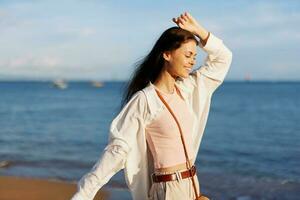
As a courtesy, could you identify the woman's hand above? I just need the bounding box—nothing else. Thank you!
[172,12,209,42]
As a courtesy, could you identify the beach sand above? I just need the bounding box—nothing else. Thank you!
[0,176,109,200]
[1,174,299,200]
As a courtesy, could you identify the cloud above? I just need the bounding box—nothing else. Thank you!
[0,0,299,80]
[201,1,300,49]
[1,54,62,71]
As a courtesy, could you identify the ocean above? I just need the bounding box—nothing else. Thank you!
[0,81,299,200]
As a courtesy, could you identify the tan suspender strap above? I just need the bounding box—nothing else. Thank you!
[154,85,202,199]
[155,86,192,169]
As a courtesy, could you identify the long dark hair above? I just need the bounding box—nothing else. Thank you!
[120,26,199,109]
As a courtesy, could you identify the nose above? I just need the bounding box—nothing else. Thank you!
[189,60,195,67]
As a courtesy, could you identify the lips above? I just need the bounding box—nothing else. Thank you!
[185,67,192,72]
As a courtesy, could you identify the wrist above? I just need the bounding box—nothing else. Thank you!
[194,26,209,41]
[200,32,210,47]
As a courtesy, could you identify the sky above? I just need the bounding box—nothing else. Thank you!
[0,0,299,81]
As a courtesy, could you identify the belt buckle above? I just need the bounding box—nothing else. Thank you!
[151,172,157,182]
[175,171,182,182]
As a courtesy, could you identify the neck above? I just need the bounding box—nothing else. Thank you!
[153,68,176,94]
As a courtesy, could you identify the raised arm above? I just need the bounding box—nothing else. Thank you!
[71,91,147,200]
[173,12,232,94]
[173,12,209,47]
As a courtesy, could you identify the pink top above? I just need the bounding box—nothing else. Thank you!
[145,85,195,169]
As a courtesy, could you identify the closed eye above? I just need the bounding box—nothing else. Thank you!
[186,55,196,60]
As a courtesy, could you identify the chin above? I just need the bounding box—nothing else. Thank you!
[181,73,190,78]
[176,72,190,79]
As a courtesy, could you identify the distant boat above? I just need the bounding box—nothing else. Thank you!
[0,160,10,168]
[91,81,104,88]
[244,73,252,82]
[52,79,68,89]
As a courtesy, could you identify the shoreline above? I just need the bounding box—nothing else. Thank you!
[1,172,300,200]
[0,175,111,200]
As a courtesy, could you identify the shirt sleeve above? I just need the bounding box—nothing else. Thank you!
[71,91,147,200]
[178,32,233,95]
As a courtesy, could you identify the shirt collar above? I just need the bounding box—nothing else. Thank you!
[142,80,191,116]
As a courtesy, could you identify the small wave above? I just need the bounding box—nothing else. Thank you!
[108,181,127,189]
[235,196,253,200]
[0,159,92,169]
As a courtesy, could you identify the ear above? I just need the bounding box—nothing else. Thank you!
[162,51,172,61]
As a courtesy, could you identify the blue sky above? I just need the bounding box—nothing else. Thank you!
[0,0,299,81]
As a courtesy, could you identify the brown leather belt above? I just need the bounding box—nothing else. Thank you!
[152,165,197,183]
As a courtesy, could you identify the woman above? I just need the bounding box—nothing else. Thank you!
[71,12,232,200]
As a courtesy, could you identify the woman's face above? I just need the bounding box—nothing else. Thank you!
[163,39,197,78]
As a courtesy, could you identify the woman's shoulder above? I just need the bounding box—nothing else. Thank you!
[129,90,147,104]
[122,90,149,119]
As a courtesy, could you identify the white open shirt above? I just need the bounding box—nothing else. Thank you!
[71,32,233,200]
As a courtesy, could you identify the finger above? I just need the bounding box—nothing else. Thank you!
[180,14,188,22]
[178,22,184,29]
[172,18,180,26]
[177,17,185,25]
[185,12,192,19]
[174,17,179,24]
[172,18,180,27]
